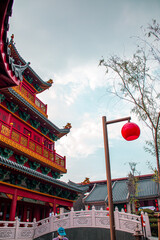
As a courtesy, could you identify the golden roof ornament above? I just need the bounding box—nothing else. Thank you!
[64,123,72,129]
[82,177,90,185]
[47,79,53,84]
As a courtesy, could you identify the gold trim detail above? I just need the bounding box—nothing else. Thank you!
[0,181,73,203]
[0,134,67,173]
[12,86,48,118]
[1,125,10,137]
[0,104,54,143]
[6,194,23,200]
[6,193,13,199]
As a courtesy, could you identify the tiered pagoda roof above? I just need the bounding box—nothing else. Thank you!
[8,35,53,93]
[0,0,82,209]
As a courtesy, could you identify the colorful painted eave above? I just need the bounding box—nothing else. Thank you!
[0,155,83,193]
[0,0,21,89]
[8,88,70,137]
[68,180,89,193]
[8,39,53,93]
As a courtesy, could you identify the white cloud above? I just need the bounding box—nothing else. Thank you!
[56,114,103,158]
[45,62,107,106]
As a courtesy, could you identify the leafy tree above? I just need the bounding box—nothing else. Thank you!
[99,20,160,177]
[127,162,140,213]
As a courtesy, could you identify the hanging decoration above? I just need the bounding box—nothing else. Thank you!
[121,122,140,141]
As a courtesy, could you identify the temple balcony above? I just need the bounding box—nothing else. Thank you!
[0,120,66,173]
[12,84,48,117]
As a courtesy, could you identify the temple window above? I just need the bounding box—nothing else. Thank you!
[0,110,8,123]
[23,128,31,137]
[34,134,40,143]
[44,140,54,151]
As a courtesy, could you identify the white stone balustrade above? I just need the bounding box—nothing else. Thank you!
[0,207,151,240]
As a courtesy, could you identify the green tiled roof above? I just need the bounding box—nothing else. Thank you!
[9,88,70,135]
[137,178,159,198]
[84,178,159,204]
[0,156,83,193]
[112,180,128,203]
[84,184,108,203]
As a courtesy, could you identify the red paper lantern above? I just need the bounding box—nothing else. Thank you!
[121,122,140,141]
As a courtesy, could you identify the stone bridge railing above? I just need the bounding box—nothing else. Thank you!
[0,207,151,240]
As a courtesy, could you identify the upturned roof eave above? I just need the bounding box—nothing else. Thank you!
[0,0,21,89]
[0,156,83,193]
[8,88,70,136]
[68,180,89,193]
[8,40,52,91]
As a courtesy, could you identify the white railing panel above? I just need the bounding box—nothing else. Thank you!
[95,216,110,228]
[17,228,34,240]
[0,208,151,239]
[0,228,15,239]
[34,217,50,239]
[73,216,92,227]
[53,218,70,230]
[119,219,141,233]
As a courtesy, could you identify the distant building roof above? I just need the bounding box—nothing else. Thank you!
[81,174,154,186]
[112,180,129,203]
[84,184,108,203]
[83,175,159,204]
[137,178,159,198]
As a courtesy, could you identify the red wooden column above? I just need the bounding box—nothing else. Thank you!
[53,199,56,215]
[45,206,50,218]
[9,189,17,221]
[3,203,7,220]
[7,113,12,124]
[34,205,40,221]
[29,206,33,222]
[22,205,27,222]
[64,156,66,169]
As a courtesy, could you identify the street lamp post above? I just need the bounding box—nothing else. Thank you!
[102,116,140,240]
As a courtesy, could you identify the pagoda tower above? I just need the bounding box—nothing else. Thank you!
[0,0,83,222]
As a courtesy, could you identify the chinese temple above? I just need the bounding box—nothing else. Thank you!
[0,0,84,222]
[82,174,159,213]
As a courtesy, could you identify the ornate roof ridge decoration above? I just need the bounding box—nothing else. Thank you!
[8,88,70,137]
[0,0,21,88]
[8,44,30,81]
[0,156,83,193]
[68,180,89,192]
[9,36,53,92]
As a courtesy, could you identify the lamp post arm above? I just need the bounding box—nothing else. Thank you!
[106,117,131,125]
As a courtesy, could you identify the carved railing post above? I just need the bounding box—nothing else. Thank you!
[91,206,96,227]
[144,212,151,238]
[70,207,74,228]
[9,122,13,139]
[49,212,54,233]
[85,205,88,211]
[33,218,37,239]
[15,216,19,240]
[114,207,120,231]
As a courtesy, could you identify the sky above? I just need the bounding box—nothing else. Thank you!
[8,0,160,183]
